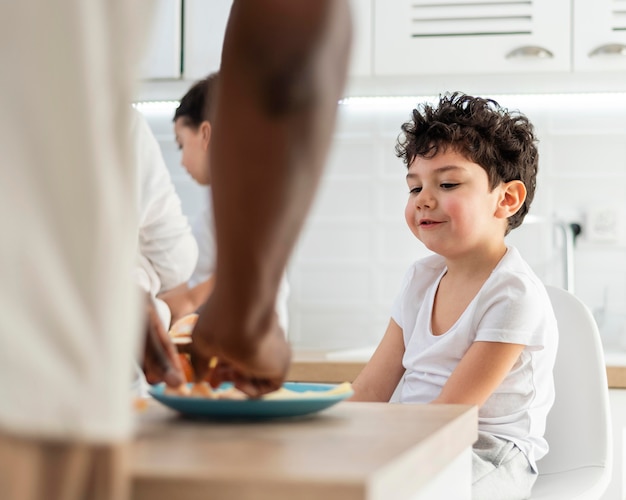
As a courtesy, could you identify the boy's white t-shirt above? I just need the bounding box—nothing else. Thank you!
[190,189,290,333]
[392,246,558,472]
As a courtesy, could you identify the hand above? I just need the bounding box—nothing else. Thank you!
[141,295,185,388]
[190,295,291,398]
[159,278,215,325]
[158,283,195,326]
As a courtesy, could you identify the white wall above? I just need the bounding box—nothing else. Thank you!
[139,92,626,352]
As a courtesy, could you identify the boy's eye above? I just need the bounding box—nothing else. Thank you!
[409,186,422,194]
[440,183,459,189]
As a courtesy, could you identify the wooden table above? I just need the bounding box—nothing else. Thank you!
[287,350,368,383]
[604,352,626,388]
[131,401,477,500]
[290,349,626,390]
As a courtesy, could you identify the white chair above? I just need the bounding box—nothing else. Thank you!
[530,285,612,499]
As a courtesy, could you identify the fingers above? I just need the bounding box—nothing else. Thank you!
[188,300,291,396]
[189,346,211,383]
[233,375,282,399]
[190,353,230,387]
[189,351,281,398]
[144,300,185,387]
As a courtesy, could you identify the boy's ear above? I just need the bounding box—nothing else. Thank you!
[200,120,212,151]
[495,180,526,219]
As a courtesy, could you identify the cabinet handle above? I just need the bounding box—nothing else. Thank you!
[589,43,626,58]
[505,46,554,60]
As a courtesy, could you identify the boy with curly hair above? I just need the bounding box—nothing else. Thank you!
[350,93,558,499]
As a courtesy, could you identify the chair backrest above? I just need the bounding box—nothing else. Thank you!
[538,285,612,474]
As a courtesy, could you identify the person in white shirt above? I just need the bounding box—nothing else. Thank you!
[349,93,558,500]
[0,1,154,498]
[0,0,351,498]
[131,108,198,330]
[129,107,197,396]
[161,74,289,333]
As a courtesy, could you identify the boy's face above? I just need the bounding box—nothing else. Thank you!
[404,149,508,259]
[174,118,211,186]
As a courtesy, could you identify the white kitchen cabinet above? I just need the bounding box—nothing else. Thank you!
[347,0,373,76]
[574,0,626,72]
[182,0,372,80]
[138,0,182,80]
[373,0,571,75]
[182,0,231,80]
[135,0,626,99]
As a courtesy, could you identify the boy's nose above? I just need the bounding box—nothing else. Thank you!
[414,189,434,209]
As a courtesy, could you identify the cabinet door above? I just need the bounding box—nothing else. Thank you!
[349,0,373,76]
[574,0,626,72]
[138,0,182,80]
[373,0,571,75]
[183,0,232,80]
[183,0,371,80]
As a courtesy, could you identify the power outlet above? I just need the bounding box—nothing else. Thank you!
[586,206,620,243]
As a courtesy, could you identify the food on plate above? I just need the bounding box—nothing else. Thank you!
[164,383,191,396]
[162,381,353,401]
[262,382,353,400]
[190,381,214,398]
[177,352,195,382]
[168,313,198,344]
[164,382,247,400]
[165,314,353,401]
[168,314,216,382]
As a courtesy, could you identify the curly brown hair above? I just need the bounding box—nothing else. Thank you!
[395,92,538,234]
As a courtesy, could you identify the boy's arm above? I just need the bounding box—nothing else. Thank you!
[349,319,406,402]
[432,341,525,406]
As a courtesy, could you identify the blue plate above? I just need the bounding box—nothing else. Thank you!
[148,382,353,420]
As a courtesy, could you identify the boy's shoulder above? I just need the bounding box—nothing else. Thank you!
[497,246,541,282]
[489,245,551,303]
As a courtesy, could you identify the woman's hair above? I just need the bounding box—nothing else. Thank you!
[395,92,538,233]
[173,72,219,128]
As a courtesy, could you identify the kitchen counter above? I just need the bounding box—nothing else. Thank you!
[287,350,368,384]
[604,351,626,388]
[131,400,477,500]
[291,348,626,389]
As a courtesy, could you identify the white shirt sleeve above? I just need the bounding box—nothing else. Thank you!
[132,109,198,297]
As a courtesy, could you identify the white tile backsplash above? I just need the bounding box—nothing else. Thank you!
[296,265,373,304]
[140,93,626,351]
[294,222,373,263]
[549,135,626,175]
[325,137,381,177]
[308,179,375,219]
